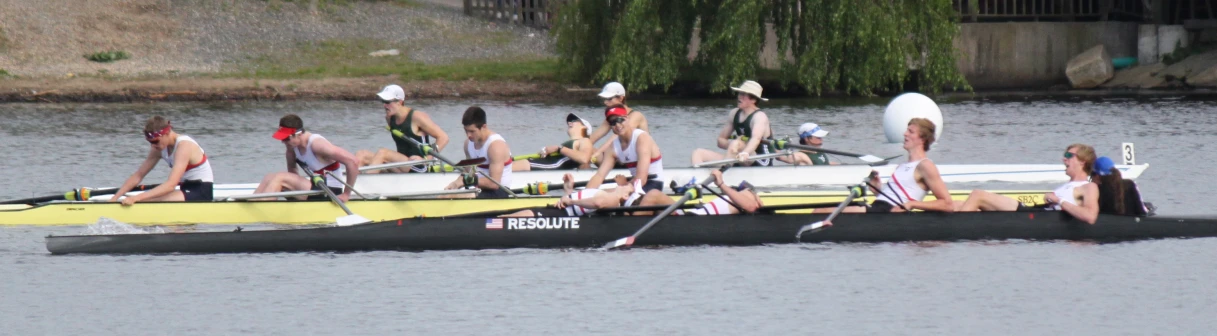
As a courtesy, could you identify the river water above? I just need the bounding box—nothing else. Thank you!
[2,97,1215,334]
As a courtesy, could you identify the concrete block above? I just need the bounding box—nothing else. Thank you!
[1065,45,1114,89]
[1138,25,1159,65]
[1102,63,1166,88]
[1158,25,1190,60]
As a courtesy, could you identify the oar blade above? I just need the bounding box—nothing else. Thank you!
[857,155,886,163]
[602,236,636,250]
[795,221,830,238]
[336,214,372,227]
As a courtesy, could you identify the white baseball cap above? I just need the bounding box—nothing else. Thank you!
[376,84,405,101]
[798,123,829,138]
[566,113,592,130]
[597,82,626,99]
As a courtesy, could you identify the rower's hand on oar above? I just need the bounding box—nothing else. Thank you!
[1043,192,1060,205]
[337,193,350,202]
[120,196,138,206]
[556,195,573,208]
[562,173,576,191]
[736,152,750,162]
[710,169,726,187]
[613,174,629,187]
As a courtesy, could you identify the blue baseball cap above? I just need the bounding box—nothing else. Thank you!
[1093,156,1115,176]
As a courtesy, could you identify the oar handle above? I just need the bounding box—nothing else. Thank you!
[1,184,161,205]
[392,129,516,197]
[511,174,658,195]
[296,160,356,216]
[765,139,877,160]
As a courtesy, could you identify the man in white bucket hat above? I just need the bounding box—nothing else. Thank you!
[776,122,837,166]
[690,80,775,167]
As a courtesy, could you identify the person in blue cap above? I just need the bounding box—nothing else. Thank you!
[1092,156,1149,216]
[957,144,1101,224]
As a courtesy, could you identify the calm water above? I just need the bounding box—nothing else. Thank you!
[2,97,1216,334]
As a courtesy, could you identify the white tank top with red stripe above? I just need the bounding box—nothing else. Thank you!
[878,159,927,205]
[685,196,736,215]
[466,133,513,188]
[160,135,214,183]
[294,134,345,189]
[563,188,602,216]
[612,129,664,180]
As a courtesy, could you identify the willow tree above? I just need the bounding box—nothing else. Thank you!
[551,0,970,95]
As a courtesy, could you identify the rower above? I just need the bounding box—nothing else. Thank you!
[820,118,954,224]
[444,106,513,198]
[253,114,361,201]
[775,122,837,166]
[514,113,595,171]
[588,82,649,166]
[690,80,775,166]
[355,84,449,174]
[109,116,215,205]
[588,106,665,201]
[503,174,635,217]
[956,144,1101,224]
[640,169,762,215]
[1093,156,1149,216]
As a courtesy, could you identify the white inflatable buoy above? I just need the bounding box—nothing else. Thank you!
[883,92,943,144]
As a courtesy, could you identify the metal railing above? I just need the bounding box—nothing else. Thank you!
[464,0,555,28]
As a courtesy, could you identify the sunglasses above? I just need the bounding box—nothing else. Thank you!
[381,99,397,104]
[146,137,159,145]
[608,116,627,126]
[1063,151,1076,159]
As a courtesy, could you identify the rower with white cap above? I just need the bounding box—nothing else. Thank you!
[690,80,776,167]
[588,82,650,166]
[514,113,595,171]
[355,84,449,174]
[775,122,838,166]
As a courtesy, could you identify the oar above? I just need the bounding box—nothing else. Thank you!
[765,139,887,164]
[512,152,560,161]
[511,174,657,195]
[1,184,161,204]
[602,166,727,250]
[358,158,439,173]
[224,189,324,201]
[325,171,373,200]
[693,150,795,168]
[296,161,371,226]
[391,129,516,197]
[795,184,864,239]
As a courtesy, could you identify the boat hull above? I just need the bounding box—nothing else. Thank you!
[4,190,1049,226]
[46,212,1217,255]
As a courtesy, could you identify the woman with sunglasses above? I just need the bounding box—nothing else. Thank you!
[514,113,595,171]
[109,116,214,205]
[775,122,838,166]
[356,84,450,174]
[586,105,666,206]
[955,144,1102,224]
[587,82,649,166]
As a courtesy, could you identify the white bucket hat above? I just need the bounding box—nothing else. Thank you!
[376,84,405,101]
[597,82,627,99]
[730,80,768,101]
[798,123,829,138]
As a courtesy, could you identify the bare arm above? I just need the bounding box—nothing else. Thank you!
[585,152,617,189]
[1060,183,1101,224]
[740,112,769,155]
[907,160,955,212]
[413,112,449,153]
[588,121,612,144]
[631,133,655,187]
[775,151,813,166]
[479,140,510,190]
[718,185,760,214]
[557,139,594,165]
[110,149,162,202]
[130,142,202,202]
[715,111,735,150]
[312,138,361,198]
[284,145,299,174]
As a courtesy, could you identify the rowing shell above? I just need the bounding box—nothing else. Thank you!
[143,163,1149,200]
[45,211,1216,254]
[3,190,1050,226]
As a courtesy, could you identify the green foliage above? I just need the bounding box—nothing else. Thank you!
[0,27,11,53]
[0,69,12,78]
[553,0,970,95]
[85,50,131,63]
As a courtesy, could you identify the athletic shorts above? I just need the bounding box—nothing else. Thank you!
[180,180,214,202]
[740,143,775,167]
[477,188,511,199]
[1016,204,1049,212]
[309,183,344,201]
[526,206,569,217]
[867,199,895,213]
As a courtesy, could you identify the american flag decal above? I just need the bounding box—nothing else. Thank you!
[485,218,503,230]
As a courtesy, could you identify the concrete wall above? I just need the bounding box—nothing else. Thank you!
[955,22,1138,89]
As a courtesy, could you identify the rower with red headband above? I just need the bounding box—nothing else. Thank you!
[253,114,361,201]
[585,105,666,206]
[110,115,215,205]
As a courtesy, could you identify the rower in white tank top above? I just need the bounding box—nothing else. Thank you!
[564,188,601,216]
[876,159,928,205]
[466,133,513,188]
[681,196,736,215]
[1047,181,1090,210]
[612,128,664,180]
[160,135,214,183]
[294,134,346,189]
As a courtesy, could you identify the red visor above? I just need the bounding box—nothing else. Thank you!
[272,126,300,140]
[145,124,171,140]
[605,106,628,120]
